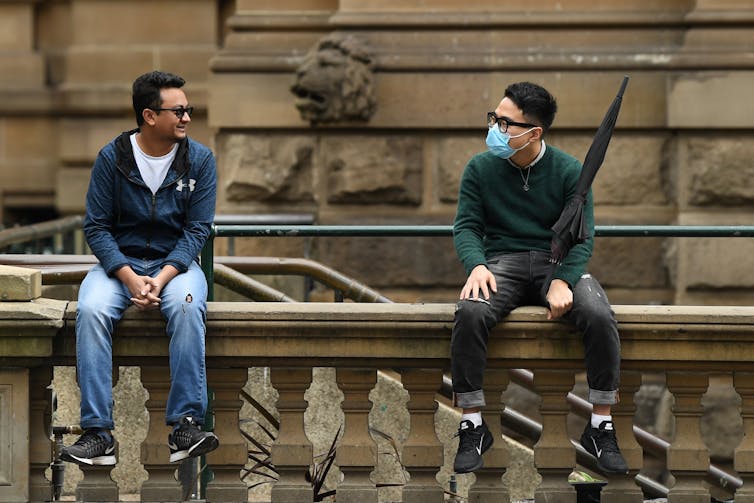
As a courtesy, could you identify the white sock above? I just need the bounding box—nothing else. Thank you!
[591,413,612,429]
[461,412,483,427]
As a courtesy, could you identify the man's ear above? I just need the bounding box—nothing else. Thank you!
[142,108,157,127]
[530,126,544,141]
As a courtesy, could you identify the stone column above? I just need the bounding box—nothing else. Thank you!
[335,368,378,503]
[76,370,119,502]
[28,365,53,503]
[400,368,444,502]
[734,372,754,503]
[140,365,182,502]
[270,368,314,502]
[468,369,510,503]
[205,367,249,502]
[533,369,577,503]
[599,370,643,502]
[666,372,710,503]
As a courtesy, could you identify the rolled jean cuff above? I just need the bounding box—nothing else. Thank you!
[589,388,618,405]
[454,389,486,409]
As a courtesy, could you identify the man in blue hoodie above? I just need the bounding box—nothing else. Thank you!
[61,71,218,466]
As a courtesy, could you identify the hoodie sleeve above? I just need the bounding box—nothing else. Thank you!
[162,145,217,273]
[83,146,131,275]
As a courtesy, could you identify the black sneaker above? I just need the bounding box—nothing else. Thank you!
[60,429,116,466]
[453,419,494,473]
[168,416,219,463]
[580,420,629,475]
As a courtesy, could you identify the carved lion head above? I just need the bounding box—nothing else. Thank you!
[290,34,377,124]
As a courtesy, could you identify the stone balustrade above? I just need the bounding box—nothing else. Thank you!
[3,265,754,502]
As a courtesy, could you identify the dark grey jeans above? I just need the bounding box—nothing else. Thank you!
[451,251,621,409]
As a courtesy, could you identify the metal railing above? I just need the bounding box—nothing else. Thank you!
[200,223,754,299]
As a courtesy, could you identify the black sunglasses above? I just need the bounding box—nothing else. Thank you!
[487,112,536,133]
[152,106,194,120]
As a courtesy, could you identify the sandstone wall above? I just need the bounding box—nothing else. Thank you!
[2,0,754,305]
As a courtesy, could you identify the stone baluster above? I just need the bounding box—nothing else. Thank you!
[400,368,444,502]
[270,367,314,502]
[734,372,754,503]
[335,368,378,503]
[205,367,249,502]
[140,365,182,502]
[468,368,510,502]
[533,369,577,503]
[77,368,119,502]
[28,365,53,502]
[600,370,643,502]
[666,371,710,502]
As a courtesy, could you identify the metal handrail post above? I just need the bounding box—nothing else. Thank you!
[200,227,216,301]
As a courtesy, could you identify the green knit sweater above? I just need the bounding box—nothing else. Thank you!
[453,143,593,287]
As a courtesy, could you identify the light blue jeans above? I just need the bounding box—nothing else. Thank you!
[76,259,208,430]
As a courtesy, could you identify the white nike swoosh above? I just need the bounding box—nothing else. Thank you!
[105,445,115,455]
[476,434,485,455]
[591,438,602,457]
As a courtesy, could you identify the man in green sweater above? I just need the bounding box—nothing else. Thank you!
[451,82,628,475]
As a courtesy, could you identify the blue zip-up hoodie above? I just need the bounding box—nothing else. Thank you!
[83,129,217,276]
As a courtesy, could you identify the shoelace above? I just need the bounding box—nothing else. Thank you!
[74,431,106,452]
[454,425,481,451]
[594,429,620,453]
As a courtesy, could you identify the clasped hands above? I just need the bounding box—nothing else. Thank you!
[129,276,163,311]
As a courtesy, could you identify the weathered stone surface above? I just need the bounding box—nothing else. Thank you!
[550,133,672,206]
[220,134,315,204]
[0,368,28,502]
[316,215,462,288]
[0,264,41,301]
[437,136,485,203]
[669,72,754,129]
[323,136,423,205]
[590,236,670,289]
[684,136,754,206]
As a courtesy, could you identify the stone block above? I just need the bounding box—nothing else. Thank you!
[0,4,33,50]
[669,72,754,128]
[4,118,57,160]
[158,47,216,84]
[0,53,44,88]
[63,49,155,84]
[437,136,485,203]
[55,168,91,214]
[322,135,423,205]
[0,265,42,301]
[59,119,134,164]
[0,368,29,502]
[218,133,315,204]
[548,133,671,206]
[316,217,463,288]
[676,213,754,291]
[0,161,57,194]
[70,0,216,45]
[590,236,670,289]
[681,135,754,206]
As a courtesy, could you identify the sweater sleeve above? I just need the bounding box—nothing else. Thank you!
[453,160,488,275]
[552,187,594,287]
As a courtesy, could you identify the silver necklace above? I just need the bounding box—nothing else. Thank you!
[519,167,531,191]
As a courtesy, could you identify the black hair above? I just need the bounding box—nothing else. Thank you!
[132,71,186,126]
[504,82,558,132]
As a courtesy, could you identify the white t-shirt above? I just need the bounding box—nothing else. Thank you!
[130,133,178,195]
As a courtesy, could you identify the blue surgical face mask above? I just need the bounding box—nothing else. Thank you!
[486,126,535,159]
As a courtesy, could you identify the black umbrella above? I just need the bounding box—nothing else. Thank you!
[549,75,629,265]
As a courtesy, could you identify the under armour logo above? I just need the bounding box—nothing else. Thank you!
[176,179,196,192]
